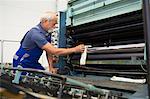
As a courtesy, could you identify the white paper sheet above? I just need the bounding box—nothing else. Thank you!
[80,46,87,65]
[110,76,146,84]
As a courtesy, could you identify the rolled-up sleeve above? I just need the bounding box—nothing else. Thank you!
[31,32,48,48]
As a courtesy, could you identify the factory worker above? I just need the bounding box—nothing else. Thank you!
[13,12,85,74]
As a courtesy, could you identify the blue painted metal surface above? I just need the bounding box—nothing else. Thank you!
[57,12,67,69]
[66,0,142,26]
[129,85,149,99]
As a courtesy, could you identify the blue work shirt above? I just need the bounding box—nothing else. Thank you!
[13,23,51,70]
[21,23,51,49]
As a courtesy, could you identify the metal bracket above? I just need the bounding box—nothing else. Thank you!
[12,65,22,84]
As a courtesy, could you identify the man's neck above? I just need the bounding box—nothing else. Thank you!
[40,23,48,32]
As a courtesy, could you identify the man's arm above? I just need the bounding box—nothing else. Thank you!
[42,42,85,56]
[46,53,57,73]
[31,30,84,55]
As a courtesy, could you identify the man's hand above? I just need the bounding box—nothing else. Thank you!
[49,67,58,74]
[74,44,85,53]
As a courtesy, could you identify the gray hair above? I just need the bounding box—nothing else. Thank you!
[40,11,57,23]
[40,12,52,22]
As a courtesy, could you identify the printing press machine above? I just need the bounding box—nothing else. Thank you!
[65,0,150,98]
[0,0,150,99]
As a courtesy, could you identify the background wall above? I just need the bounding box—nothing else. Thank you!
[0,0,57,69]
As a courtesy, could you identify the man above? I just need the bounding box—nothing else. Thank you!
[13,12,85,74]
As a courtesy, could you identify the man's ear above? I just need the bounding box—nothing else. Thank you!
[44,19,48,23]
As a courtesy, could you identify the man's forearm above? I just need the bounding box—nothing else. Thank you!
[53,47,76,56]
[46,54,54,69]
[42,43,84,56]
[46,54,58,74]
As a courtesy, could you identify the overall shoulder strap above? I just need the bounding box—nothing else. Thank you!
[20,31,29,45]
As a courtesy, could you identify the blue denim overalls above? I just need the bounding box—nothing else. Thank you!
[13,26,51,70]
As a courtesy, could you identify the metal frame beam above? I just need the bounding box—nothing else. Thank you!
[57,12,67,69]
[142,0,150,97]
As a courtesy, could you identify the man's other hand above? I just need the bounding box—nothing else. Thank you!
[49,67,58,74]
